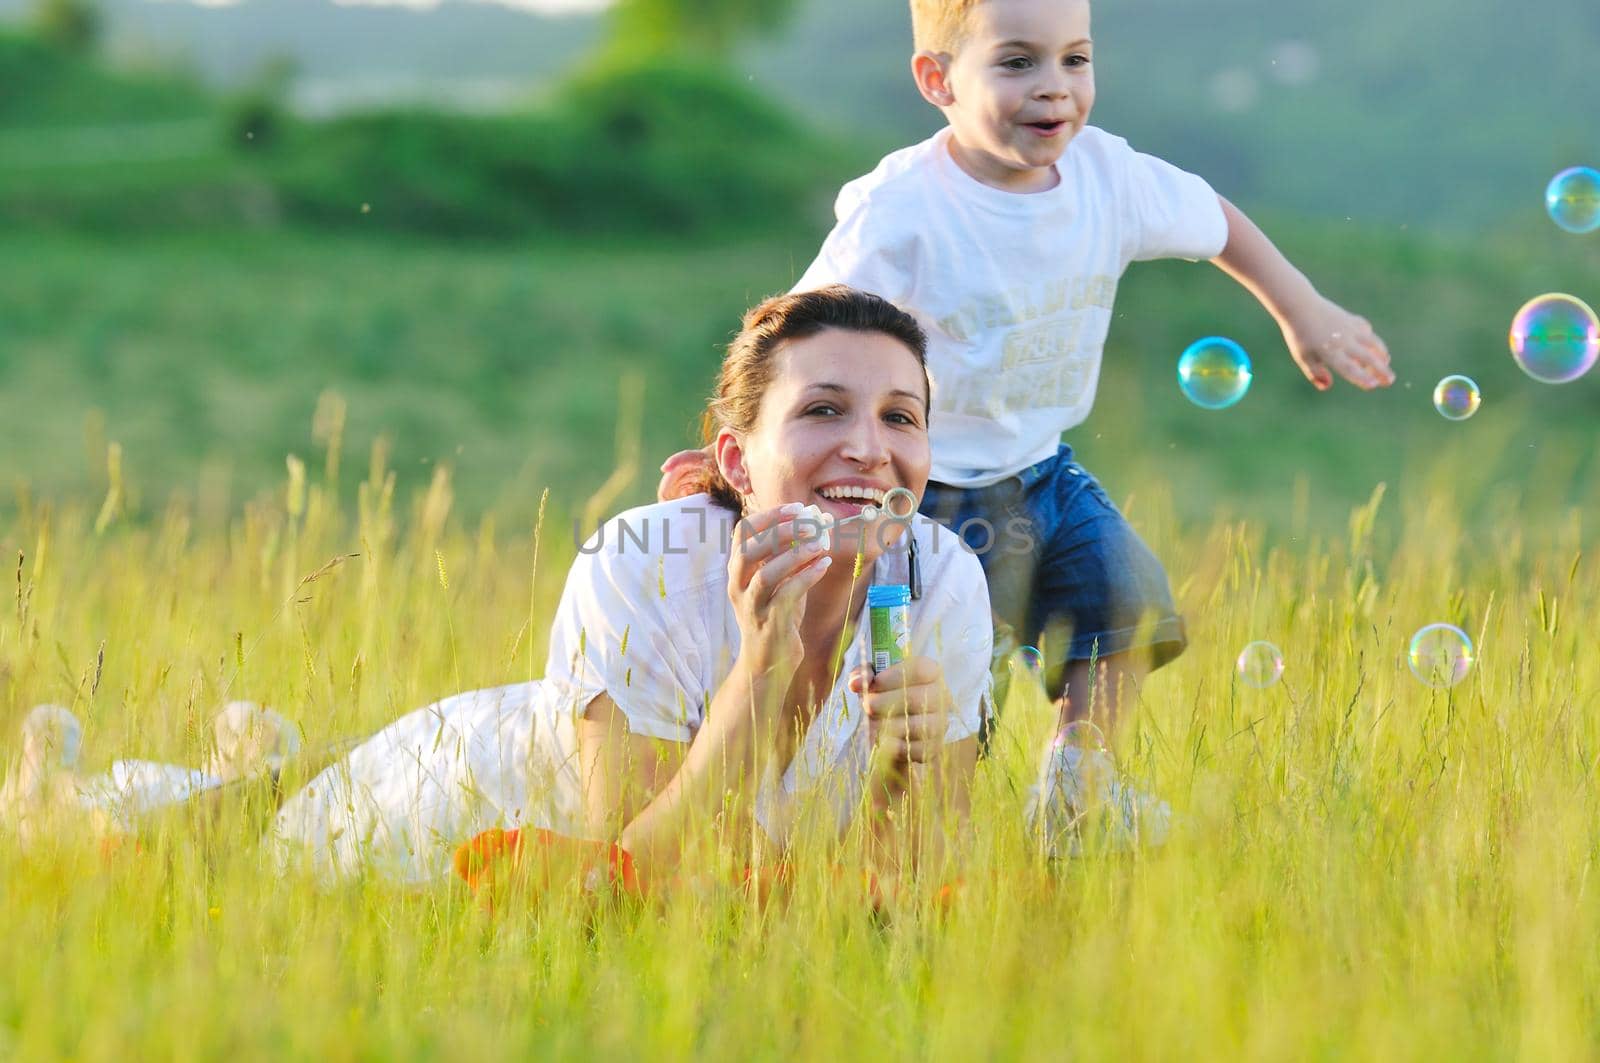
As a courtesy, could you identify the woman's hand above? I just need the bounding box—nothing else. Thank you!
[849,657,953,771]
[728,503,833,677]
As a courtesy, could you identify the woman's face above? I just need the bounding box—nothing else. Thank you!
[718,327,932,566]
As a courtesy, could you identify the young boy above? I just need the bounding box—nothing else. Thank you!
[662,0,1393,854]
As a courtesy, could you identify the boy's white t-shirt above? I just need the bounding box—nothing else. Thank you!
[795,126,1229,488]
[534,495,994,843]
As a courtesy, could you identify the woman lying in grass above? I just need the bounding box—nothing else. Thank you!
[271,286,994,893]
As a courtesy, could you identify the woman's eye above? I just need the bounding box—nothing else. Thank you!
[886,411,919,427]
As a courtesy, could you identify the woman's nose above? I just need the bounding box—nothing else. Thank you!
[839,417,890,466]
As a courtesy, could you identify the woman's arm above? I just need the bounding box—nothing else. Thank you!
[577,655,791,888]
[570,502,833,887]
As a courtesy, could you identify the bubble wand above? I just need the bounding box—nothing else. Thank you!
[795,487,921,600]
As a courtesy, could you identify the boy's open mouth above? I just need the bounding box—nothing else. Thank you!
[1025,120,1068,135]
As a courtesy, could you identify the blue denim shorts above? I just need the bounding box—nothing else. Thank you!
[919,444,1186,697]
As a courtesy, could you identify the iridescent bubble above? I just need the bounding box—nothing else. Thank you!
[1055,719,1108,752]
[1509,294,1600,384]
[1432,375,1481,421]
[1546,166,1600,234]
[1235,640,1284,688]
[1177,337,1253,410]
[1015,645,1044,673]
[1407,623,1474,688]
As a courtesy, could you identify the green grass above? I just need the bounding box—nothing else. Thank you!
[2,444,1597,1057]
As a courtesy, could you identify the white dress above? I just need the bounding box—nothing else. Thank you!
[84,761,224,824]
[271,496,995,885]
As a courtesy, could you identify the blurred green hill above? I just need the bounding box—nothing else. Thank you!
[2,0,1595,232]
[0,30,209,124]
[0,0,600,112]
[0,30,854,236]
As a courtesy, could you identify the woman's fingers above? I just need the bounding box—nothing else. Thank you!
[735,504,806,548]
[730,505,810,590]
[746,540,831,612]
[748,547,832,614]
[858,658,934,690]
[852,658,942,704]
[869,715,946,762]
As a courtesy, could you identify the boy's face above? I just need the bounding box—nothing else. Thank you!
[922,0,1095,193]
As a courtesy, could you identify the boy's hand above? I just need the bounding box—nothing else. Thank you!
[657,446,714,502]
[1280,294,1394,392]
[1211,198,1395,393]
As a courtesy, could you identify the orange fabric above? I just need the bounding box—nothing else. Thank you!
[97,834,143,861]
[452,827,641,900]
[452,829,953,916]
[738,861,794,906]
[451,826,524,891]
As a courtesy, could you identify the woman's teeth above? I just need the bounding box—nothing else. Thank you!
[818,487,886,505]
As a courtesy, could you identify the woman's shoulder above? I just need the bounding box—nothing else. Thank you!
[573,494,737,601]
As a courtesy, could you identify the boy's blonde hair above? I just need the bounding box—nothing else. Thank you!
[909,0,986,54]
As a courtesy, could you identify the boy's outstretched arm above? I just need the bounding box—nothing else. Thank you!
[1210,197,1395,392]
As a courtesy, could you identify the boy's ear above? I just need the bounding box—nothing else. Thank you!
[911,51,956,107]
[714,429,753,498]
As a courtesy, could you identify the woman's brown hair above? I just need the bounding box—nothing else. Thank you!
[683,285,930,513]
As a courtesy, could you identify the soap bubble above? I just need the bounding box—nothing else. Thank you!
[1015,645,1044,673]
[1432,375,1481,420]
[1054,719,1108,752]
[1178,337,1253,410]
[1509,294,1600,383]
[1407,624,1474,688]
[1546,166,1600,234]
[1235,641,1284,688]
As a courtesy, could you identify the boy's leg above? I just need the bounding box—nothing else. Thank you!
[1027,451,1185,740]
[1022,448,1183,853]
[1059,653,1148,742]
[919,451,1183,743]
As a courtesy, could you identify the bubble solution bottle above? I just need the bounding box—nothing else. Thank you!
[867,584,912,675]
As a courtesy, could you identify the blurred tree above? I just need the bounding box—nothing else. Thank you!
[225,56,298,150]
[607,0,797,58]
[29,0,100,53]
